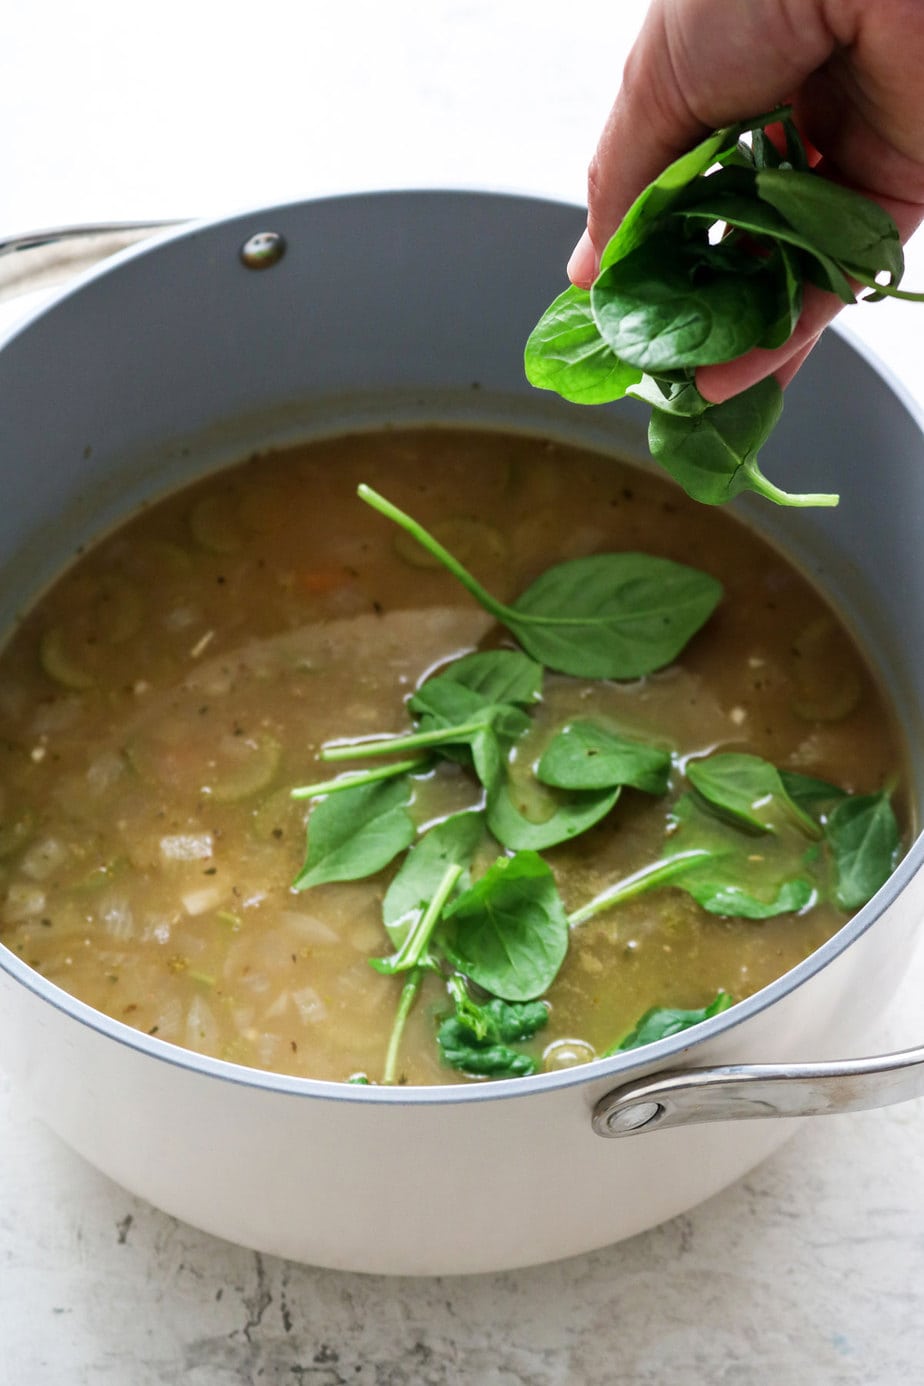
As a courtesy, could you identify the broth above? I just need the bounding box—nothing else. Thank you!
[0,428,907,1083]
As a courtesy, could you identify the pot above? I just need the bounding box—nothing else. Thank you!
[1,191,923,1276]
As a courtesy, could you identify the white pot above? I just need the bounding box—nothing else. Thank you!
[1,191,923,1275]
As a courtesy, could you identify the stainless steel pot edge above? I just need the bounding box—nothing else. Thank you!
[2,195,924,1133]
[0,221,185,304]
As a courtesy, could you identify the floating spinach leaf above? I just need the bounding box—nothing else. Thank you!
[440,850,570,1002]
[486,776,621,852]
[779,771,848,819]
[293,777,415,890]
[684,875,814,919]
[825,791,901,909]
[434,649,544,708]
[536,719,671,795]
[371,860,465,975]
[603,991,733,1056]
[381,811,485,951]
[686,752,820,836]
[359,484,723,679]
[522,285,642,404]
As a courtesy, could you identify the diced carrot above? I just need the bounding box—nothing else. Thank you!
[297,568,352,595]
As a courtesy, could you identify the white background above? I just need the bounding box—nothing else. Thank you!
[3,3,924,1382]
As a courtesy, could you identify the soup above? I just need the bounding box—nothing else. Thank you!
[0,428,907,1084]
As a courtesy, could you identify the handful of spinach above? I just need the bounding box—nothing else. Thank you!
[525,108,923,508]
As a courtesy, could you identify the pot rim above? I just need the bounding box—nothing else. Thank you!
[2,187,922,1108]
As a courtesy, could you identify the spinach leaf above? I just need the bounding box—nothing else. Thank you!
[524,105,922,508]
[779,770,848,819]
[627,373,709,417]
[523,285,642,404]
[756,169,904,283]
[677,191,856,305]
[434,649,543,708]
[686,752,820,836]
[436,1017,539,1077]
[536,719,671,795]
[486,776,621,851]
[648,376,838,508]
[603,991,733,1055]
[598,114,770,267]
[440,850,570,1001]
[591,233,780,371]
[436,982,549,1078]
[684,875,814,919]
[293,777,415,890]
[825,791,901,909]
[371,861,465,974]
[381,810,485,950]
[359,484,723,679]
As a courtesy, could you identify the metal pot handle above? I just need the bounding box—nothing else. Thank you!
[592,1043,924,1137]
[0,221,183,304]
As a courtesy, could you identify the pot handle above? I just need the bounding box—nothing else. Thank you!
[592,1043,924,1137]
[0,221,183,303]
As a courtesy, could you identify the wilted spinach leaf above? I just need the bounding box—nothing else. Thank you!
[603,991,733,1055]
[436,987,549,1078]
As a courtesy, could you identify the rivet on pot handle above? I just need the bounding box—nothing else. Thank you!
[592,1044,924,1137]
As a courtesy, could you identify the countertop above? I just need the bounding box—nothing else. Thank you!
[3,3,924,1381]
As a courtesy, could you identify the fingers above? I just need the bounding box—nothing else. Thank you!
[568,0,837,284]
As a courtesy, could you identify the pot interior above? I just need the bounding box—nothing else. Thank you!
[1,190,924,1087]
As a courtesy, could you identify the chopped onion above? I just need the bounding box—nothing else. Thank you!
[160,833,214,863]
[181,884,224,917]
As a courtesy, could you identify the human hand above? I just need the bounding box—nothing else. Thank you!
[568,0,924,402]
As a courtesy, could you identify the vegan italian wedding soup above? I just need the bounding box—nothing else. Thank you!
[0,428,908,1085]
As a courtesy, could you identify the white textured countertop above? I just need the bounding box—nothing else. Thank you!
[3,3,924,1381]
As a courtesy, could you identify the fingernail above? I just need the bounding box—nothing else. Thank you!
[567,227,597,286]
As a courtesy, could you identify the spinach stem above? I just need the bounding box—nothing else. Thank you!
[290,756,428,798]
[357,484,510,621]
[567,849,716,926]
[380,861,466,1084]
[742,463,839,509]
[382,969,423,1085]
[322,720,490,762]
[392,861,464,970]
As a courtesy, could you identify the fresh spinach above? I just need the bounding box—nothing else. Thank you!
[525,106,924,507]
[603,991,733,1055]
[358,483,722,679]
[292,777,415,890]
[648,377,836,508]
[440,850,570,1001]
